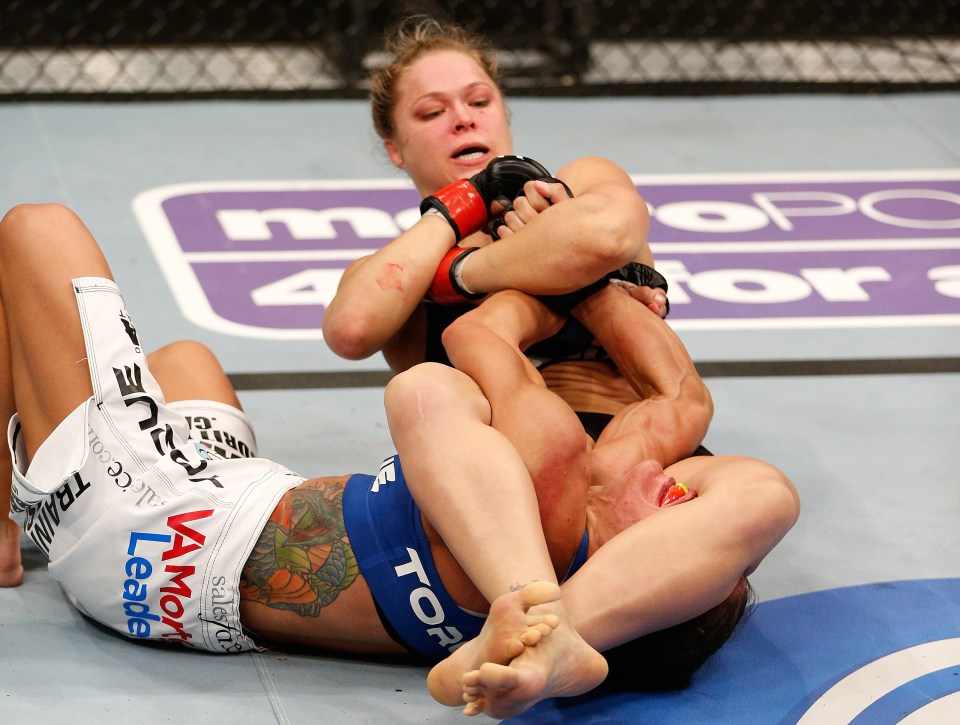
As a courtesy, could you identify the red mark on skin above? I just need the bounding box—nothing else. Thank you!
[376,263,406,292]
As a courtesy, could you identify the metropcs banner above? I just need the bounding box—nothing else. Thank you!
[133,170,960,340]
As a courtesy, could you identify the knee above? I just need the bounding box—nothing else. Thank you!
[384,363,450,413]
[385,363,489,432]
[0,203,78,240]
[0,203,83,263]
[148,339,223,378]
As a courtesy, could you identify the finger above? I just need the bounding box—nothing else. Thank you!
[626,285,656,306]
[521,179,552,211]
[509,195,538,223]
[489,196,513,217]
[626,285,669,318]
[533,178,573,204]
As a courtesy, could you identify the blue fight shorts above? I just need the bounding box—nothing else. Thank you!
[342,455,589,661]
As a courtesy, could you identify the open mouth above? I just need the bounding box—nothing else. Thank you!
[453,146,488,161]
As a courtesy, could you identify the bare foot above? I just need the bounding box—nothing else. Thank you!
[0,518,24,587]
[427,581,562,707]
[459,583,608,719]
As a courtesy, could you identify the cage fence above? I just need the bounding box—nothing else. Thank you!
[1,0,958,99]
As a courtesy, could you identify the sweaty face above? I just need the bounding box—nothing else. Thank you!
[385,49,513,197]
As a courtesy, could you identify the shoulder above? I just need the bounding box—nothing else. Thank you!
[555,156,635,194]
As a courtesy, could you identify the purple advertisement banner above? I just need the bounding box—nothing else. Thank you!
[132,172,960,339]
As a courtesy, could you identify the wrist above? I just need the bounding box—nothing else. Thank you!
[420,179,489,241]
[428,247,485,304]
[419,210,459,249]
[452,246,479,296]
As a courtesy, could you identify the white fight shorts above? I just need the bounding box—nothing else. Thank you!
[7,277,304,653]
[169,399,258,461]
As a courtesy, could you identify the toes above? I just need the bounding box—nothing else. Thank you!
[478,661,521,689]
[518,627,544,647]
[463,700,484,716]
[519,580,561,609]
[504,636,525,658]
[461,669,482,689]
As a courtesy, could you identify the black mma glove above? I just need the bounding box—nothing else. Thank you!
[420,155,566,242]
[487,157,574,240]
[537,263,670,316]
[614,262,669,295]
[485,155,567,204]
[613,262,670,316]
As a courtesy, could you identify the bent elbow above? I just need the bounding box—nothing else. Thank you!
[744,466,802,543]
[322,313,377,360]
[582,192,650,269]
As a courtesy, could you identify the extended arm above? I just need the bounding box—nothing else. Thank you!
[572,282,714,469]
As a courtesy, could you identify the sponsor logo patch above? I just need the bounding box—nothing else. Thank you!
[133,171,960,338]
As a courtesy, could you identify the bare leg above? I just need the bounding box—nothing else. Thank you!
[148,339,243,407]
[439,292,592,574]
[395,294,606,712]
[386,364,606,708]
[0,204,114,586]
[385,363,561,605]
[0,300,19,586]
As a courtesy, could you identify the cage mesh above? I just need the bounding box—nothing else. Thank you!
[1,0,957,99]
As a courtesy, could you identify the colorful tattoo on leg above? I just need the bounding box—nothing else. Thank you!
[240,482,359,617]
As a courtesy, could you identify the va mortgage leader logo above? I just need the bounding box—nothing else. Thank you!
[132,171,960,340]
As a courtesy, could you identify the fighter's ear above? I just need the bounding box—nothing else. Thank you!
[384,139,404,169]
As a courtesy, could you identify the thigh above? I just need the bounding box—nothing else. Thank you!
[0,204,113,456]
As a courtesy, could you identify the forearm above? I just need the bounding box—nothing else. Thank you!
[571,284,712,464]
[460,165,651,296]
[322,215,456,359]
[442,292,557,393]
[578,284,711,412]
